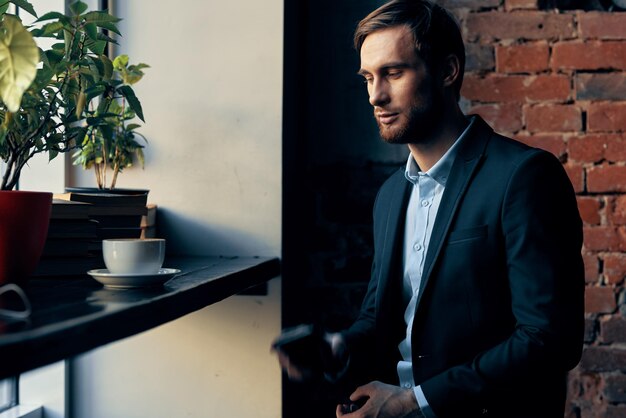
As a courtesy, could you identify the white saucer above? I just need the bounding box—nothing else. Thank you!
[87,268,181,289]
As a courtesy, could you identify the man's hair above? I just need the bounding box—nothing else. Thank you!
[354,0,465,100]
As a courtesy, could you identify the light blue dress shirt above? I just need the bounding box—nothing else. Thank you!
[398,118,474,418]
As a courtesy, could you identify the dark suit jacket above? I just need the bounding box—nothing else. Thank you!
[342,116,584,418]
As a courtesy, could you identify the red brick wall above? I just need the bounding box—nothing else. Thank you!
[444,0,626,416]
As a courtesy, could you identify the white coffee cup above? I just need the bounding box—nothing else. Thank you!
[102,238,166,275]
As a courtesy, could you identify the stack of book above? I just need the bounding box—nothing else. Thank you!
[33,199,103,277]
[141,203,158,238]
[56,191,149,239]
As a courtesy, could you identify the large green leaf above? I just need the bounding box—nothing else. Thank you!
[9,0,37,18]
[0,3,9,15]
[35,11,66,23]
[0,15,39,112]
[118,85,144,122]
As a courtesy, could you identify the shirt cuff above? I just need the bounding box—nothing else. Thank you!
[414,385,437,418]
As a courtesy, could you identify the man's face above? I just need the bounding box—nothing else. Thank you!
[358,25,442,144]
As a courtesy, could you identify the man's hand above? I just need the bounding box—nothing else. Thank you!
[336,381,422,418]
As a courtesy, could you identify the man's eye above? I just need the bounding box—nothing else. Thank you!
[362,77,373,84]
[387,71,402,78]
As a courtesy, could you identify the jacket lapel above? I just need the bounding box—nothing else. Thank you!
[376,169,411,313]
[416,116,492,304]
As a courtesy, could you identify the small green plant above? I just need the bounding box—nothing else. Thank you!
[72,54,149,190]
[0,0,145,191]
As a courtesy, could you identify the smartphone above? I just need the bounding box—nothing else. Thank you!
[272,323,331,370]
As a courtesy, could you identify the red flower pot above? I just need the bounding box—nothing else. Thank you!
[0,191,52,284]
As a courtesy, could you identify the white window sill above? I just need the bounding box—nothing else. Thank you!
[0,405,42,418]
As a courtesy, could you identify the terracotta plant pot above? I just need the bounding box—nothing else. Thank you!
[0,191,53,284]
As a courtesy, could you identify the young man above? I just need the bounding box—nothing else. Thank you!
[275,1,584,417]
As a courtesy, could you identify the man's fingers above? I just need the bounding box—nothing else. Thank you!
[350,381,375,401]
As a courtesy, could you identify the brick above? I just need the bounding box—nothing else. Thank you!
[601,316,626,344]
[605,373,626,402]
[587,164,626,193]
[568,369,603,401]
[583,253,599,284]
[496,42,549,73]
[564,163,584,193]
[465,11,575,41]
[579,346,626,372]
[576,73,626,101]
[610,196,626,226]
[583,226,620,252]
[552,41,626,71]
[585,286,617,313]
[620,227,626,252]
[606,135,626,162]
[579,11,626,40]
[604,252,626,284]
[524,104,582,133]
[439,0,501,10]
[515,134,566,158]
[588,102,626,132]
[465,43,495,72]
[470,103,522,132]
[462,74,570,103]
[505,0,538,10]
[568,134,619,163]
[577,197,601,226]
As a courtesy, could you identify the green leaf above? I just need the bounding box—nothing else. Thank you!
[84,22,97,41]
[96,32,117,44]
[75,91,86,118]
[100,54,113,80]
[44,48,63,67]
[48,149,58,161]
[83,11,121,35]
[94,20,120,36]
[35,11,67,23]
[0,3,9,15]
[118,85,144,121]
[85,38,106,55]
[31,21,64,37]
[10,0,37,18]
[84,84,105,102]
[69,0,87,16]
[126,123,141,131]
[0,15,39,112]
[83,11,120,24]
[113,54,128,70]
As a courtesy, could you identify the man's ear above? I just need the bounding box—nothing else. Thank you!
[441,54,461,88]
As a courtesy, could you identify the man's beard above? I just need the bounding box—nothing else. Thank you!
[376,95,443,145]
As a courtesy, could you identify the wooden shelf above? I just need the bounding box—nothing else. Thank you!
[0,256,280,379]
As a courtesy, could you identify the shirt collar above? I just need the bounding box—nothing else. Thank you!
[404,116,475,186]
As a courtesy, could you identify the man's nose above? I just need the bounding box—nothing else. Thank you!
[369,79,390,107]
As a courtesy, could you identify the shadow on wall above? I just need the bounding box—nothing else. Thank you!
[156,208,271,257]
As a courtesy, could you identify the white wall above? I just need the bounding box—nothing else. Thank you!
[69,0,283,417]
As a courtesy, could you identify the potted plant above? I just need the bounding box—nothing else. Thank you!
[72,54,149,191]
[0,0,129,282]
